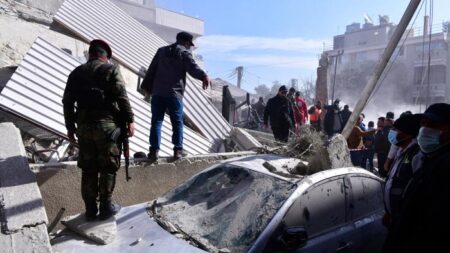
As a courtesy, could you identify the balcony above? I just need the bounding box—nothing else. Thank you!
[410,83,447,98]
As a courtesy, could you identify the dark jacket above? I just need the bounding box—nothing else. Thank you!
[323,104,343,136]
[63,60,134,131]
[382,144,450,253]
[341,108,352,126]
[140,44,207,97]
[374,126,392,154]
[383,143,420,221]
[263,95,294,128]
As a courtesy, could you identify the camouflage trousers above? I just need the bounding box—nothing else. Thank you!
[77,122,121,203]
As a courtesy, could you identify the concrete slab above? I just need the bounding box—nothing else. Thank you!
[0,223,52,253]
[61,214,117,245]
[0,123,48,233]
[326,134,353,169]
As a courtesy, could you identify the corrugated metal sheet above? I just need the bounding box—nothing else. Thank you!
[0,37,214,156]
[53,0,232,146]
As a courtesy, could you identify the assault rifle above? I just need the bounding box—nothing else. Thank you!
[111,125,131,181]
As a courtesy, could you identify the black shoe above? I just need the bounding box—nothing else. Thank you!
[98,200,121,220]
[174,149,185,160]
[147,149,159,161]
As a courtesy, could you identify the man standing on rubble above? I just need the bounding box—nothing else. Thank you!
[264,85,295,142]
[141,31,210,161]
[63,39,135,221]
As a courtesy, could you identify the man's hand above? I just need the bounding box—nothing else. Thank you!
[67,130,77,142]
[128,122,135,137]
[202,75,210,90]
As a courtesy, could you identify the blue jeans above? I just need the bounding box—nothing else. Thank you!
[150,95,183,151]
[361,148,375,171]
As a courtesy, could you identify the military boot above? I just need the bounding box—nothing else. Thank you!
[84,199,98,221]
[98,198,121,220]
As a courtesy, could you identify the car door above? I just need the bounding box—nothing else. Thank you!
[277,177,356,253]
[345,175,387,253]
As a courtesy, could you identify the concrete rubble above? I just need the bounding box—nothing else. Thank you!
[0,123,51,252]
[61,214,117,245]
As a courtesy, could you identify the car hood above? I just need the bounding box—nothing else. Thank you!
[51,203,207,253]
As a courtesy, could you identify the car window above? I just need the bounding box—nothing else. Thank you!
[348,176,383,220]
[283,178,346,237]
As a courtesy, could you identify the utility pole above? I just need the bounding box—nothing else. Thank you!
[236,66,244,88]
[331,50,344,102]
[341,0,422,139]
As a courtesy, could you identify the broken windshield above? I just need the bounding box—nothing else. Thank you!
[149,165,296,253]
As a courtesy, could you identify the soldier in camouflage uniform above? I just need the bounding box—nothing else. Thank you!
[62,39,135,221]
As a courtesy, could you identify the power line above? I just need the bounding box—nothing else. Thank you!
[366,0,426,105]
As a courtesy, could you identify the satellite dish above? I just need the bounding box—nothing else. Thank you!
[364,13,373,24]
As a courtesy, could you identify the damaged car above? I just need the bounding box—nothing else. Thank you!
[148,154,387,253]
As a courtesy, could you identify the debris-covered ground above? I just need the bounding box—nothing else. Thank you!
[258,125,352,175]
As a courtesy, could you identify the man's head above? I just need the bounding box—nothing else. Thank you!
[417,103,450,153]
[288,87,296,96]
[377,117,385,128]
[368,121,375,128]
[258,96,264,102]
[344,105,349,111]
[278,85,288,96]
[356,115,363,125]
[315,100,322,109]
[176,31,195,49]
[386,111,395,120]
[333,99,341,111]
[88,39,112,61]
[384,118,394,127]
[391,114,422,147]
[295,91,302,97]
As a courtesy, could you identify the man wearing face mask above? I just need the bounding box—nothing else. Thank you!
[383,103,450,253]
[141,31,210,161]
[381,114,421,253]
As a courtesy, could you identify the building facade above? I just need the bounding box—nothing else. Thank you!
[324,15,449,107]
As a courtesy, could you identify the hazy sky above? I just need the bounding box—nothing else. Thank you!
[155,0,450,93]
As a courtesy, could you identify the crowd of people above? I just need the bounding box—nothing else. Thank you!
[262,89,450,252]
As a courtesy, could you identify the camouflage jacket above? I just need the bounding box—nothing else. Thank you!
[62,59,134,132]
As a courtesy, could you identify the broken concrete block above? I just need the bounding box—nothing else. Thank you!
[326,134,353,169]
[61,214,117,245]
[0,223,52,253]
[263,158,306,178]
[0,122,48,233]
[230,127,263,151]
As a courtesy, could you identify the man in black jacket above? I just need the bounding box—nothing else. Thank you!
[381,114,421,252]
[141,31,210,160]
[383,103,450,253]
[263,86,295,142]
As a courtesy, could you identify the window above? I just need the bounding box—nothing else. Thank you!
[414,65,447,85]
[348,176,383,220]
[283,178,347,237]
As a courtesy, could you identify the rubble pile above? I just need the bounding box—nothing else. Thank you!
[271,126,352,175]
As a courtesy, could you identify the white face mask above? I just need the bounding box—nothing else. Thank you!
[417,127,442,153]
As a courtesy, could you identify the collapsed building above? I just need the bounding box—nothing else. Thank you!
[0,0,264,251]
